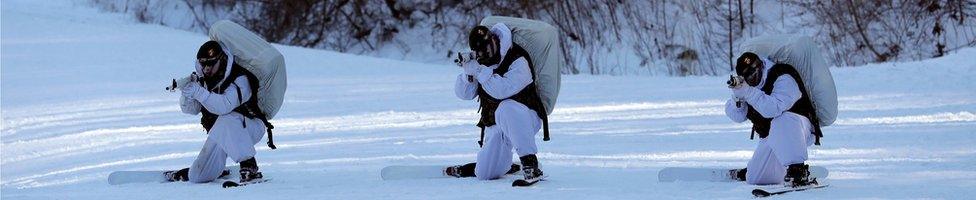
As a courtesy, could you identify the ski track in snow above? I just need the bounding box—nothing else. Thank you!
[2,1,975,199]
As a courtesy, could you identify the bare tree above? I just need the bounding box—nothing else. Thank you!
[784,0,976,66]
[90,0,976,75]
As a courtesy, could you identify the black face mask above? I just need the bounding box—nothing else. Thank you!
[475,38,501,66]
[743,63,763,86]
[735,52,764,86]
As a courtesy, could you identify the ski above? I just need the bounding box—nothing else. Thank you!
[752,182,828,197]
[381,164,520,180]
[511,179,538,187]
[108,166,237,185]
[657,166,827,182]
[511,175,546,187]
[380,165,453,180]
[222,179,270,188]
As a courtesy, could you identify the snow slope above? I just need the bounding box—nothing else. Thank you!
[2,1,975,199]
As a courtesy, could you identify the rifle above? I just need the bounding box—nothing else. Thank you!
[454,52,478,82]
[166,72,199,92]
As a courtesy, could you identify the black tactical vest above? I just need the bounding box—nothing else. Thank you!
[475,44,550,146]
[744,64,823,145]
[199,63,278,149]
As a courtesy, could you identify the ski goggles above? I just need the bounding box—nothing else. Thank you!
[198,55,223,68]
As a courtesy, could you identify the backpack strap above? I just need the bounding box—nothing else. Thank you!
[478,127,485,147]
[234,82,246,128]
[541,114,550,141]
[259,113,277,149]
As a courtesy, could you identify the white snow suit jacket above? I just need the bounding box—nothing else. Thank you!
[725,57,815,139]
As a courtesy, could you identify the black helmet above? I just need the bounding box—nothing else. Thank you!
[735,52,764,86]
[468,25,491,52]
[197,41,225,68]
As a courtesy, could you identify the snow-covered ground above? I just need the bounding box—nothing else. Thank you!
[2,1,975,199]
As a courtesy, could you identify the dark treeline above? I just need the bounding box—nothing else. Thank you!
[92,0,976,76]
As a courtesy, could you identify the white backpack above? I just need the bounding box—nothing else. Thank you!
[208,20,287,119]
[740,35,838,126]
[480,16,564,115]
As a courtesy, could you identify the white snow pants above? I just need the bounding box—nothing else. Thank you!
[188,114,266,183]
[475,100,542,180]
[746,112,815,185]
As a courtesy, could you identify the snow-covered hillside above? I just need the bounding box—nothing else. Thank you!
[2,1,975,199]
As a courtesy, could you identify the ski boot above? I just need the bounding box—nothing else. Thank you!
[445,163,520,178]
[506,163,521,175]
[164,168,190,182]
[239,157,263,183]
[513,154,544,186]
[445,163,476,178]
[729,168,747,181]
[164,168,231,182]
[785,163,817,187]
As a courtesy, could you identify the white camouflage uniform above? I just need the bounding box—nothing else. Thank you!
[454,23,542,180]
[725,57,816,185]
[180,52,266,183]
